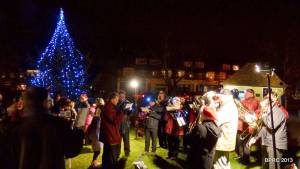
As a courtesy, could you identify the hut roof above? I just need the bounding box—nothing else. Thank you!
[222,63,287,88]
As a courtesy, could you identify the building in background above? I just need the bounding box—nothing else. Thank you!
[117,57,240,95]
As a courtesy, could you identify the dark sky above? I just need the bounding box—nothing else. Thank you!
[1,0,300,77]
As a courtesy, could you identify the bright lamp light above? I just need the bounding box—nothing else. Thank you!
[255,64,261,72]
[130,79,139,89]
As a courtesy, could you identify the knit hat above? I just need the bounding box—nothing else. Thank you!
[202,106,217,121]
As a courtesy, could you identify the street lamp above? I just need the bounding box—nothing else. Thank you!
[255,63,277,169]
[129,79,139,139]
[130,79,139,89]
[129,78,139,107]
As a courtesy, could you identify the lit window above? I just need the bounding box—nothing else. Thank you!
[232,65,239,71]
[222,64,231,71]
[219,72,226,80]
[195,61,205,69]
[177,70,185,77]
[167,70,172,77]
[184,61,193,67]
[206,72,215,80]
[152,71,157,77]
[161,70,166,76]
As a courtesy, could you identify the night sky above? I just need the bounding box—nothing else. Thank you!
[1,0,300,80]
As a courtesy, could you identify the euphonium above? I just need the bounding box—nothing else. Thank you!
[233,98,254,123]
[233,99,262,140]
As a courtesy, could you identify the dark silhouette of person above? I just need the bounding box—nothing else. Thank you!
[0,87,84,169]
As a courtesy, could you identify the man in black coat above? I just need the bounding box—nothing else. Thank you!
[117,90,133,156]
[187,106,221,169]
[0,87,84,169]
[157,90,168,148]
[144,100,163,154]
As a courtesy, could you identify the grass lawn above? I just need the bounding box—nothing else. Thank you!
[68,131,261,169]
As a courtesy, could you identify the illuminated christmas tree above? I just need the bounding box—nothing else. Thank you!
[31,8,87,99]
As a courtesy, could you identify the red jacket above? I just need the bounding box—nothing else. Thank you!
[164,111,184,136]
[100,102,124,145]
[238,97,260,132]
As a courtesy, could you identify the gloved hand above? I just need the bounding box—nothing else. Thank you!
[247,137,257,148]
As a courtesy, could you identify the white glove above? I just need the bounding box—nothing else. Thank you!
[245,114,257,123]
[261,112,268,118]
[248,137,257,148]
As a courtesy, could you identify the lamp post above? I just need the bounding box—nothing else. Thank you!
[129,79,139,139]
[255,64,277,169]
[129,79,139,106]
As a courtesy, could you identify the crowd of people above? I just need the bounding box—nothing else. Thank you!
[0,86,297,169]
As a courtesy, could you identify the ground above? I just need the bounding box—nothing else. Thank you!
[68,131,262,169]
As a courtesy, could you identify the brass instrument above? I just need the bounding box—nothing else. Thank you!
[188,109,201,133]
[233,99,263,141]
[240,117,263,141]
[233,98,253,123]
[245,100,277,147]
[188,96,204,133]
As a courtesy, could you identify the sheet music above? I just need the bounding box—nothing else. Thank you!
[125,103,133,110]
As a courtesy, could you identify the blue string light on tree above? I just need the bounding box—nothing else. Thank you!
[31,8,87,100]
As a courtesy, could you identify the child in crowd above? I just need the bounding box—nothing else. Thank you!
[86,116,103,168]
[85,103,96,131]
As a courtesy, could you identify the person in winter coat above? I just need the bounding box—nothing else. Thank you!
[95,98,105,117]
[100,92,124,169]
[212,91,239,169]
[237,89,261,163]
[86,116,103,168]
[248,97,288,169]
[157,90,168,148]
[76,94,90,130]
[164,97,185,160]
[117,90,133,157]
[143,100,162,155]
[85,103,96,131]
[0,87,84,169]
[187,106,221,169]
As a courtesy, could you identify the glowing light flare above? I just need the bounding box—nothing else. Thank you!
[129,79,139,89]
